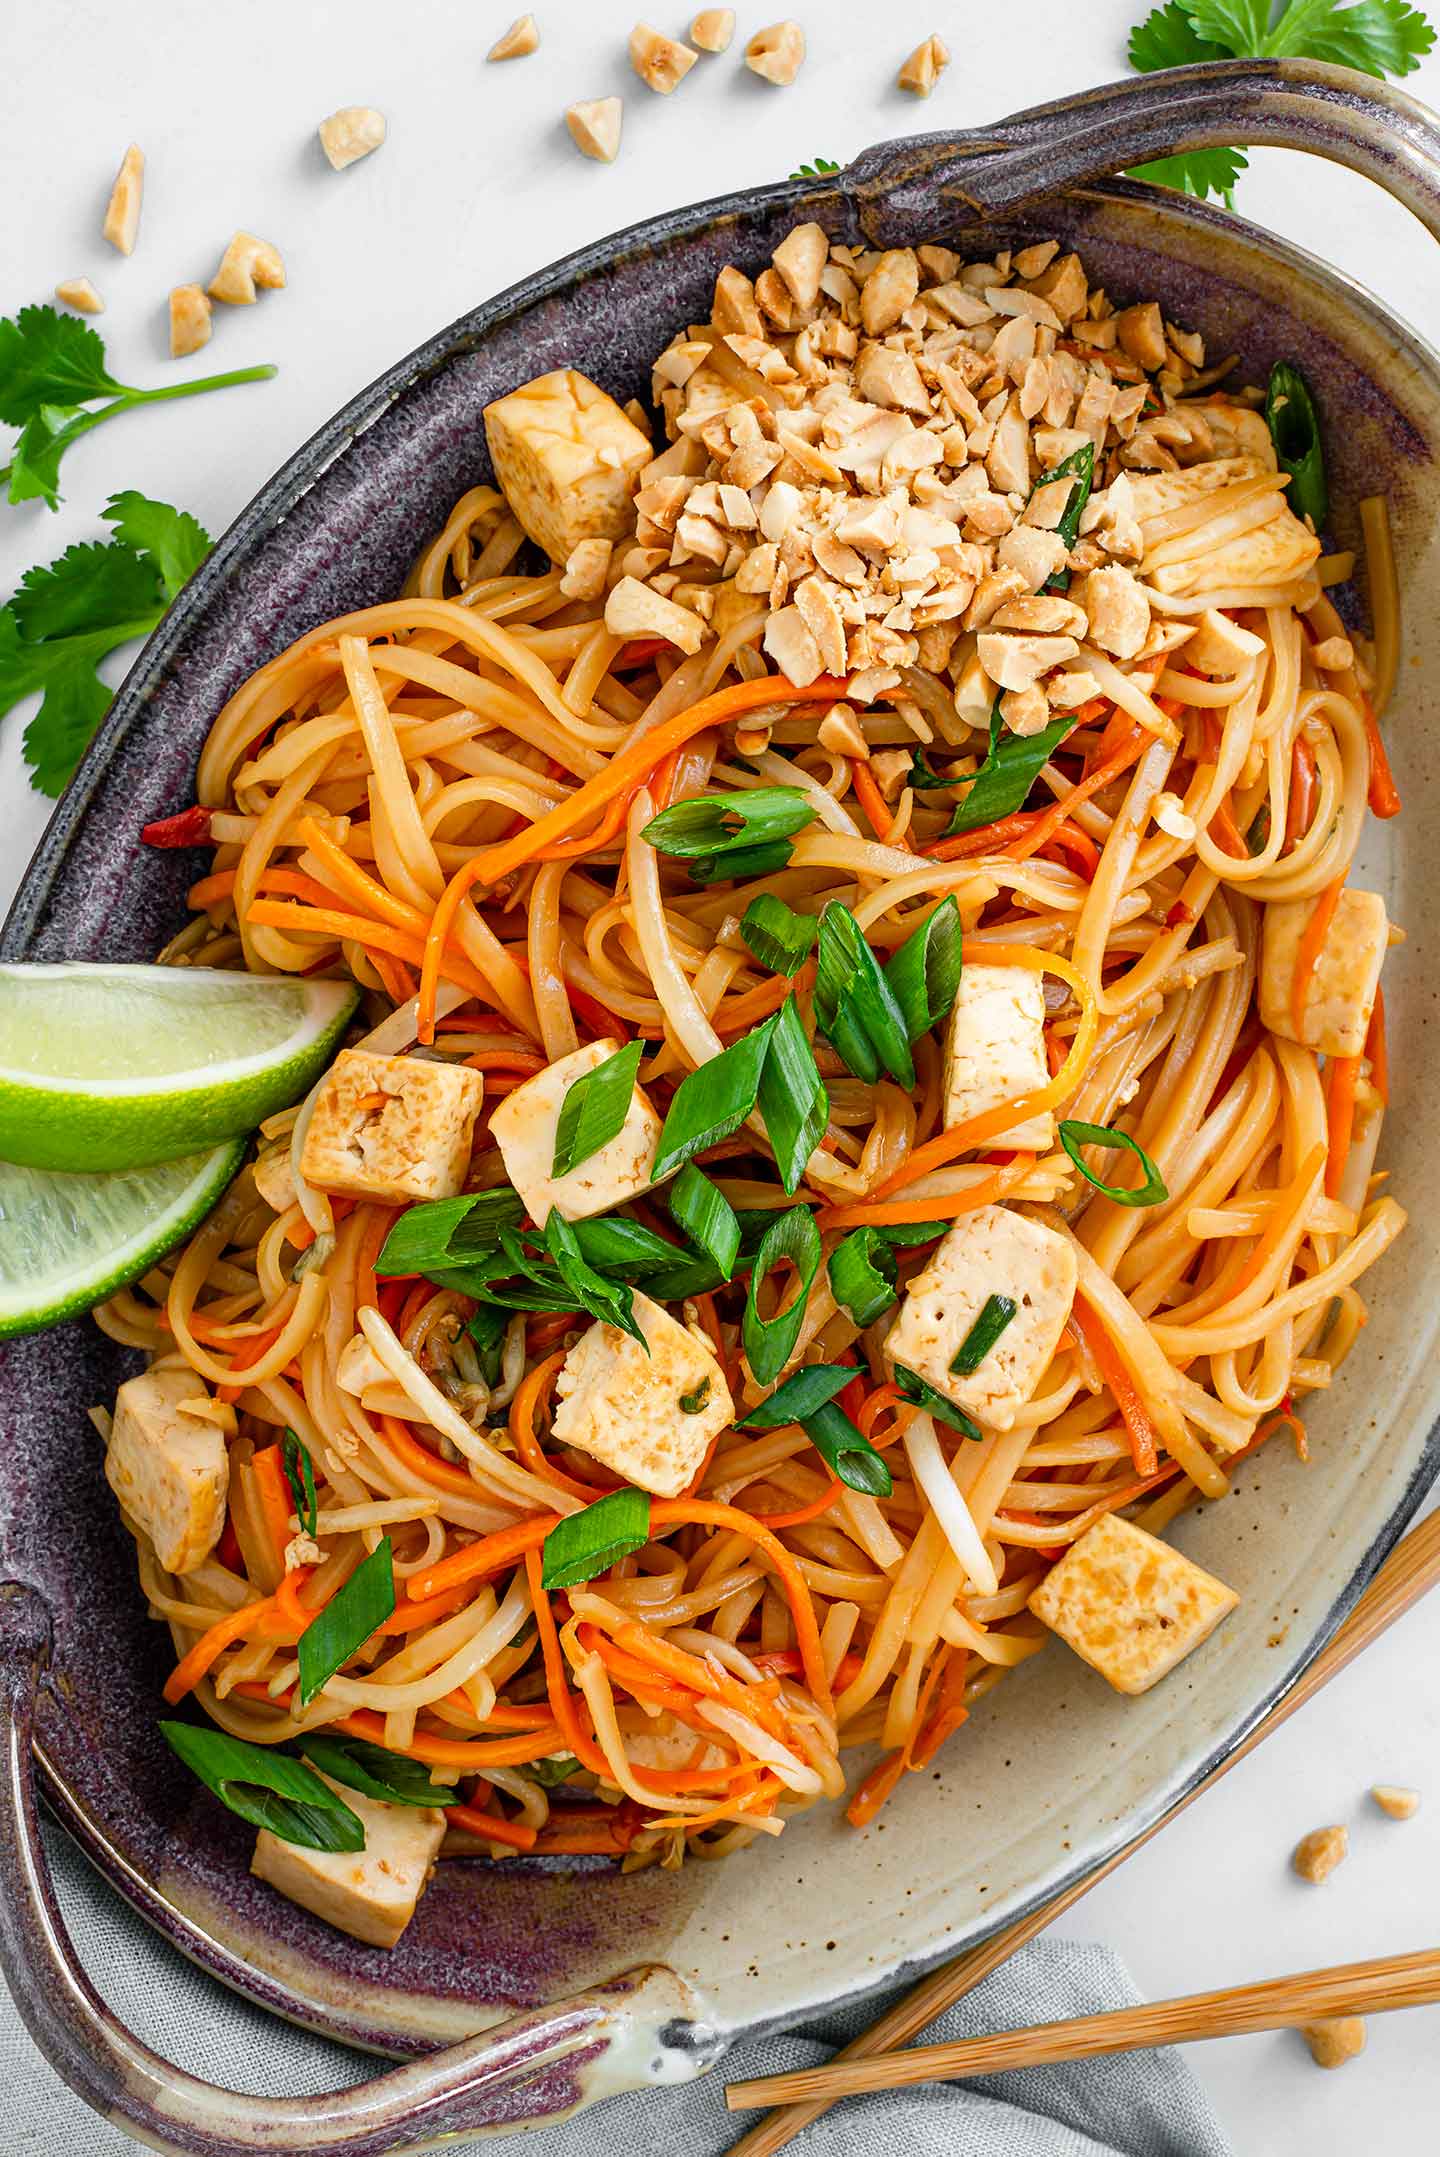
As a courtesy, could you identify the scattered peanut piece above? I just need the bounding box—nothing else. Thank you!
[897,33,950,97]
[318,106,387,170]
[690,7,735,51]
[208,232,287,306]
[1301,2017,1367,2070]
[103,144,144,256]
[1291,1823,1348,1883]
[54,278,104,315]
[169,285,213,359]
[1370,1783,1421,1820]
[566,98,623,164]
[745,21,806,86]
[488,14,539,61]
[630,23,699,93]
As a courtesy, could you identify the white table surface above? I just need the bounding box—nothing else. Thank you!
[3,4,1439,2151]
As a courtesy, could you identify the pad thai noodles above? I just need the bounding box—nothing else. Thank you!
[95,225,1406,1944]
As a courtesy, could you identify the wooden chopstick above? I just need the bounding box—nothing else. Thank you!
[725,1945,1440,2109]
[723,1506,1440,2150]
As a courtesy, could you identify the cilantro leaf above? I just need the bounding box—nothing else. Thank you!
[1128,0,1231,66]
[1127,147,1251,205]
[1182,0,1273,41]
[104,492,211,600]
[0,306,120,427]
[11,539,162,642]
[1245,0,1436,71]
[790,156,840,178]
[21,661,112,798]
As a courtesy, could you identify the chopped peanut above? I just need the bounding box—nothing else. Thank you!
[1301,2017,1366,2069]
[169,285,213,359]
[54,278,104,315]
[566,98,623,163]
[897,34,950,97]
[605,575,704,653]
[745,21,806,85]
[488,13,539,59]
[208,232,286,306]
[318,106,387,170]
[690,7,735,50]
[560,537,613,601]
[1370,1784,1421,1820]
[1292,1823,1348,1883]
[103,144,144,256]
[630,23,698,93]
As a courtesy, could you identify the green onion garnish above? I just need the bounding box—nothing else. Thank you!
[879,1219,950,1247]
[1265,361,1327,529]
[945,706,1075,839]
[687,840,797,885]
[908,746,951,791]
[800,1399,893,1497]
[520,1754,582,1787]
[298,1735,453,1809]
[159,1723,365,1852]
[740,892,819,976]
[641,786,815,862]
[736,1363,854,1428]
[376,1188,524,1275]
[540,1487,651,1591]
[669,1164,741,1279]
[545,1211,647,1345]
[571,1215,684,1276]
[1033,439,1095,588]
[551,1041,643,1178]
[743,1205,822,1385]
[756,993,828,1193]
[651,1018,774,1183]
[1058,1120,1168,1208]
[892,1363,983,1440]
[950,1294,1017,1376]
[814,902,915,1087]
[883,895,962,1044]
[828,1227,899,1326]
[281,1428,317,1540]
[297,1538,396,1706]
[466,1303,507,1382]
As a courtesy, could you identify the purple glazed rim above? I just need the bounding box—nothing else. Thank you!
[2,54,1440,2157]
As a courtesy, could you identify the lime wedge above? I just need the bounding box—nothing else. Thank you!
[0,1141,245,1338]
[0,964,358,1172]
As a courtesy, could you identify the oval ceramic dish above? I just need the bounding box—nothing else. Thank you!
[2,56,1439,2154]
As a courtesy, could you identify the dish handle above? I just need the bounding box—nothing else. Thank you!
[0,1583,719,2156]
[847,56,1440,244]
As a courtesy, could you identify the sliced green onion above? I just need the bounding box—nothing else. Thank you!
[465,1303,507,1382]
[642,786,815,860]
[297,1538,396,1706]
[880,1219,949,1247]
[1265,361,1327,529]
[281,1428,317,1541]
[571,1215,684,1276]
[651,1017,775,1183]
[679,1378,714,1413]
[1033,439,1095,588]
[519,1754,582,1788]
[687,840,797,885]
[551,1041,643,1178]
[540,1487,651,1591]
[1058,1119,1168,1208]
[892,1363,983,1440]
[884,896,962,1044]
[627,1253,727,1302]
[945,705,1075,838]
[828,1227,898,1326]
[800,1400,893,1497]
[298,1735,453,1809]
[433,1232,579,1313]
[950,1293,1017,1376]
[743,1205,822,1386]
[1245,802,1272,857]
[159,1723,365,1853]
[814,902,915,1087]
[545,1211,646,1345]
[736,1363,854,1429]
[757,993,828,1194]
[908,746,951,791]
[740,892,818,976]
[376,1188,524,1275]
[669,1164,741,1279]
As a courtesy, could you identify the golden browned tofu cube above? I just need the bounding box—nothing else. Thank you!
[1258,886,1388,1060]
[299,1049,483,1204]
[1029,1513,1239,1695]
[252,1776,446,1947]
[483,369,651,565]
[105,1367,229,1576]
[551,1292,733,1497]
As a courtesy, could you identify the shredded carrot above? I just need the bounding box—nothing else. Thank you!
[245,898,501,1013]
[852,760,905,847]
[1286,733,1318,850]
[752,1475,844,1528]
[524,1547,610,1776]
[1360,694,1402,818]
[334,1708,568,1768]
[818,1155,1038,1232]
[163,1567,318,1705]
[409,1514,563,1602]
[910,1647,971,1769]
[376,1414,479,1499]
[509,1351,601,1501]
[1035,822,1101,880]
[250,1447,295,1568]
[649,1497,831,1711]
[846,1750,906,1827]
[1325,1057,1361,1201]
[215,1320,287,1405]
[1366,985,1389,1105]
[854,1381,915,1450]
[590,1611,796,1736]
[533,781,638,863]
[444,1801,539,1851]
[1290,876,1345,1042]
[1068,1291,1159,1477]
[354,1205,398,1315]
[1002,724,1146,864]
[715,962,814,1034]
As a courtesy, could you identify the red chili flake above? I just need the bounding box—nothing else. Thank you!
[141,805,212,848]
[1165,901,1196,928]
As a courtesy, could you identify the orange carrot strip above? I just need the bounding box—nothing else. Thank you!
[1068,1291,1158,1477]
[408,1514,562,1602]
[524,1548,610,1776]
[509,1352,601,1501]
[244,899,500,1008]
[293,816,435,941]
[853,760,905,847]
[354,1205,398,1315]
[714,964,812,1034]
[1325,1057,1361,1201]
[533,783,637,862]
[1286,733,1319,850]
[215,1320,287,1404]
[444,1801,539,1851]
[334,1709,567,1768]
[1361,695,1402,819]
[846,1749,906,1827]
[818,1157,1036,1231]
[752,1476,844,1528]
[649,1497,831,1712]
[250,1446,296,1568]
[162,1567,318,1706]
[1290,876,1344,1042]
[1001,725,1145,863]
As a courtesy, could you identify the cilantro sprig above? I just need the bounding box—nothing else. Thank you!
[1127,1,1435,204]
[0,492,212,795]
[0,304,276,509]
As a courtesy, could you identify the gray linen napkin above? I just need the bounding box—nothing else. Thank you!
[1,1819,1231,2156]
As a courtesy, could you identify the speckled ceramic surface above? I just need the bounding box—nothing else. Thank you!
[3,56,1440,2153]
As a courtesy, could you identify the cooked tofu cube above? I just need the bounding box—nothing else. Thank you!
[300,1050,484,1205]
[483,369,651,567]
[251,1774,446,1948]
[1125,457,1319,595]
[944,964,1054,1151]
[1029,1512,1239,1695]
[550,1292,733,1496]
[1258,887,1388,1060]
[883,1205,1076,1432]
[105,1368,229,1576]
[487,1038,661,1223]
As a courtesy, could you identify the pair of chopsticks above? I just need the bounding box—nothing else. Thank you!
[724,1507,1440,2137]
